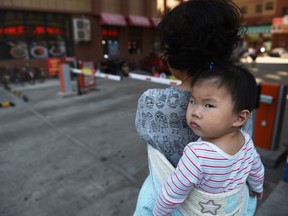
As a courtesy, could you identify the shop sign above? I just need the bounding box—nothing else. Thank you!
[272,16,288,34]
[273,17,283,25]
[0,26,64,35]
[48,41,66,57]
[30,41,48,59]
[47,58,63,77]
[80,61,96,88]
[272,25,283,34]
[7,40,66,59]
[101,29,118,37]
[8,41,29,59]
[283,15,288,25]
[29,41,66,59]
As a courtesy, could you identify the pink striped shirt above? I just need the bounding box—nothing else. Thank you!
[153,131,264,215]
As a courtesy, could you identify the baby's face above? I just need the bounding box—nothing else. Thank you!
[186,79,236,139]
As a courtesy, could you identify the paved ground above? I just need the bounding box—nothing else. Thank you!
[0,57,287,216]
[0,77,150,216]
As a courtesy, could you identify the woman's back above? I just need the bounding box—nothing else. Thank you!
[135,86,199,167]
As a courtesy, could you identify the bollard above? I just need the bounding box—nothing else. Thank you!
[58,64,121,97]
[253,82,287,150]
[58,64,75,97]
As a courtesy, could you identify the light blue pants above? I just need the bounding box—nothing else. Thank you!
[134,174,257,216]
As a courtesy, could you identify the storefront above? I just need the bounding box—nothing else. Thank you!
[127,15,151,55]
[271,15,288,48]
[245,25,272,50]
[0,11,73,61]
[96,12,158,65]
[0,10,160,76]
[99,12,127,59]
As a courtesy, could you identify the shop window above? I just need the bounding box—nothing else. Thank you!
[128,28,142,54]
[101,27,120,59]
[0,13,4,41]
[25,13,48,59]
[241,6,247,14]
[3,11,25,41]
[25,13,46,40]
[283,7,288,15]
[0,42,9,60]
[255,4,262,13]
[265,2,274,10]
[46,14,70,58]
[0,11,72,60]
[151,31,161,53]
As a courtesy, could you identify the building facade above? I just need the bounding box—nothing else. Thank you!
[1,0,286,75]
[234,0,288,50]
[0,0,161,74]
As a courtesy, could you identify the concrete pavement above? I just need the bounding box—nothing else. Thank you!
[0,77,150,216]
[240,54,288,64]
[0,65,288,215]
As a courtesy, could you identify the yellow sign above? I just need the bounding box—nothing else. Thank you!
[83,67,92,75]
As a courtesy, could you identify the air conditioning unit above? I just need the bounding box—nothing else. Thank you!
[73,18,91,43]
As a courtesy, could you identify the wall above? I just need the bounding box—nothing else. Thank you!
[72,15,101,62]
[129,0,145,16]
[0,0,91,13]
[101,0,121,13]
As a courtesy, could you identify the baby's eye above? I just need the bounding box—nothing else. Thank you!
[204,104,214,108]
[190,100,196,105]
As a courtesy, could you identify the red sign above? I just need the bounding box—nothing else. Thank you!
[273,17,283,25]
[0,25,64,35]
[47,58,63,77]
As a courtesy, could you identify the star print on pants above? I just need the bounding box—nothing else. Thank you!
[199,200,221,215]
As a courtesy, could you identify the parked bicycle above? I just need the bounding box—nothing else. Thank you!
[0,66,21,87]
[0,64,46,87]
[33,67,46,83]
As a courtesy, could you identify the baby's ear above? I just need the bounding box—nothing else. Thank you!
[233,110,250,127]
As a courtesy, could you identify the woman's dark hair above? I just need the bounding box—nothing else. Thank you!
[159,0,244,73]
[190,64,258,113]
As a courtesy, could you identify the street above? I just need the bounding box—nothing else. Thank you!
[248,63,288,86]
[0,57,287,216]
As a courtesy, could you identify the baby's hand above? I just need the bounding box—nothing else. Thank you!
[249,190,263,200]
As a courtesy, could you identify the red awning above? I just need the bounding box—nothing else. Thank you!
[128,15,151,27]
[150,17,161,28]
[99,12,127,26]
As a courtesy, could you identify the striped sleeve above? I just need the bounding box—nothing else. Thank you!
[247,148,265,193]
[153,145,202,215]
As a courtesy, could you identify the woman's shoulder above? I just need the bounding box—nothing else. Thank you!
[140,86,190,98]
[142,87,173,95]
[137,86,191,111]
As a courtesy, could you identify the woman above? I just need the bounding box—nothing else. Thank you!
[134,0,254,215]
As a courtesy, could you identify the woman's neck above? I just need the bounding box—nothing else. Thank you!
[175,74,193,91]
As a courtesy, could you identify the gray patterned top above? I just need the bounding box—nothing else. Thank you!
[135,86,253,167]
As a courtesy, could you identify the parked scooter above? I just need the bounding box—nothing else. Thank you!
[99,59,130,77]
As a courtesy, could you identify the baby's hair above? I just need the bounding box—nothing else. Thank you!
[191,64,258,113]
[159,0,244,73]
